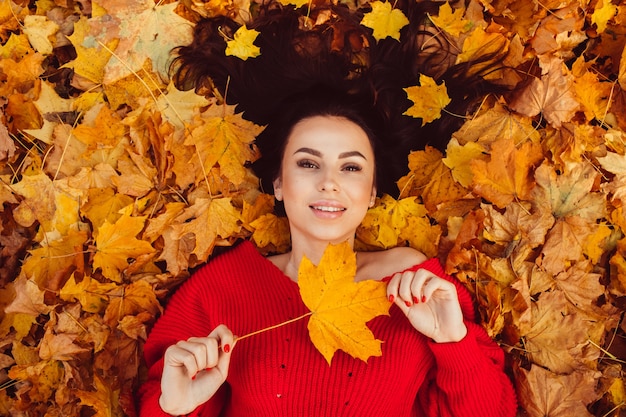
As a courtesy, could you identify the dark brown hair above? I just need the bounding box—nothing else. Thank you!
[169,1,516,197]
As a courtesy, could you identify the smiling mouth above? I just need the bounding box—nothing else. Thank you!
[310,205,346,212]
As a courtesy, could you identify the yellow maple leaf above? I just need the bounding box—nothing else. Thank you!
[298,242,391,364]
[456,26,508,66]
[429,2,472,37]
[277,0,309,8]
[361,1,409,42]
[403,75,451,125]
[92,210,156,282]
[250,213,291,253]
[187,103,263,186]
[443,138,486,187]
[225,26,261,61]
[168,197,242,261]
[592,0,617,34]
[60,274,118,314]
[62,16,119,84]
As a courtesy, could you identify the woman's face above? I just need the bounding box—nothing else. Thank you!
[273,115,376,245]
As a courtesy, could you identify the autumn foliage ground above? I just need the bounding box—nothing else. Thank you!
[1,0,626,416]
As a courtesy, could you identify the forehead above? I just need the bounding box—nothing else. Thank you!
[285,115,374,155]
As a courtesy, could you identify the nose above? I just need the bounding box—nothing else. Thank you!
[319,170,339,192]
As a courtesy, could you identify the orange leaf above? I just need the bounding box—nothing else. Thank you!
[470,138,543,208]
[249,213,291,253]
[298,242,391,364]
[397,146,468,212]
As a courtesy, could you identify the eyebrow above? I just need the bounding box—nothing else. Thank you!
[293,147,368,160]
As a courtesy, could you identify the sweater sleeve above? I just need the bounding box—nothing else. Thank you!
[411,258,518,417]
[136,263,228,417]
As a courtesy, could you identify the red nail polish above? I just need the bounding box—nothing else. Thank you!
[205,367,212,371]
[389,294,395,303]
[421,295,426,303]
[413,296,419,304]
[223,344,231,353]
[192,373,197,380]
[405,300,412,307]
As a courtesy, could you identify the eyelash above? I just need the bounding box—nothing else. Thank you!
[296,160,362,172]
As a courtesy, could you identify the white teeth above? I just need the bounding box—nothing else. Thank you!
[312,206,344,212]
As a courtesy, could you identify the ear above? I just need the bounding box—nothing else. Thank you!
[369,187,377,207]
[273,178,283,201]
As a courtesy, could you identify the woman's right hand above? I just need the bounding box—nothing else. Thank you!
[159,324,235,415]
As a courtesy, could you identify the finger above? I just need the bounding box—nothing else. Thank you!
[172,338,216,376]
[410,269,434,303]
[398,270,418,306]
[421,276,456,303]
[208,325,235,376]
[386,272,402,304]
[209,324,236,354]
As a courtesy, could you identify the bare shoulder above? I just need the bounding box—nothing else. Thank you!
[357,246,428,281]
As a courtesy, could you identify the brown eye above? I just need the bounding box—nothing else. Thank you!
[297,160,318,169]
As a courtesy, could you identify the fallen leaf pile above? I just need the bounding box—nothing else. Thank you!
[1,0,626,416]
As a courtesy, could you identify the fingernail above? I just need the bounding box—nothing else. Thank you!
[205,368,212,371]
[191,373,197,380]
[388,294,395,303]
[223,344,231,353]
[413,296,419,304]
[421,295,426,303]
[405,300,412,307]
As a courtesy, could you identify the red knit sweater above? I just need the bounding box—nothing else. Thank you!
[137,241,517,416]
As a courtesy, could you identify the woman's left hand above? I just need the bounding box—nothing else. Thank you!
[386,269,467,343]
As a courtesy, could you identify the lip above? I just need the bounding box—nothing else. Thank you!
[309,201,346,219]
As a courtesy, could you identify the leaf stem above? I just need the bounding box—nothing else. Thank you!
[234,312,313,345]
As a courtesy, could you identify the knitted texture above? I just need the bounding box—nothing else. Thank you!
[137,241,517,416]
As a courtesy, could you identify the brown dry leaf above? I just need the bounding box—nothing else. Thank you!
[470,138,543,208]
[521,290,595,374]
[39,327,89,361]
[453,101,541,147]
[508,57,580,128]
[516,365,599,417]
[4,273,52,317]
[298,242,391,364]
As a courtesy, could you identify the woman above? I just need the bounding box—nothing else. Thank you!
[136,88,518,416]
